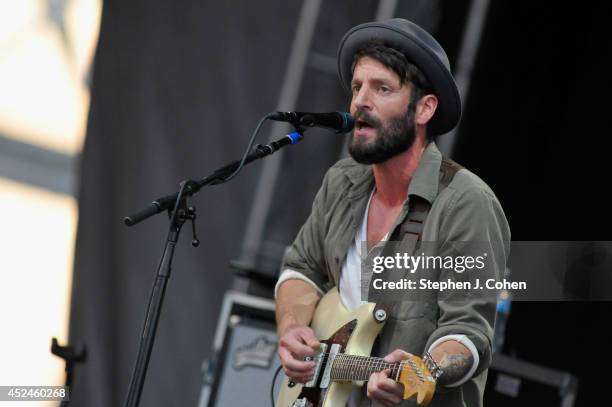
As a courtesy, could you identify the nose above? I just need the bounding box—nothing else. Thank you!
[351,86,372,113]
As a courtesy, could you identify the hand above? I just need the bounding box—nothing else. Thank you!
[367,349,412,407]
[277,325,320,383]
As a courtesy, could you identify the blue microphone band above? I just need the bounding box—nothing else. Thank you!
[288,132,303,144]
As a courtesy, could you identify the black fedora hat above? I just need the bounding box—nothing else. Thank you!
[337,18,461,136]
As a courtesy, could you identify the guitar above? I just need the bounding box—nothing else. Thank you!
[276,287,436,407]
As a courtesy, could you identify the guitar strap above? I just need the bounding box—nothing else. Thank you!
[372,155,464,323]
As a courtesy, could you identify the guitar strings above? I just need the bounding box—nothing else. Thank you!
[296,352,431,383]
[301,353,420,375]
[304,352,411,369]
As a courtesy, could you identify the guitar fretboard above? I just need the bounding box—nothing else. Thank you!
[330,354,403,382]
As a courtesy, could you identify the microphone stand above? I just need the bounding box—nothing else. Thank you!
[51,337,86,406]
[123,130,303,407]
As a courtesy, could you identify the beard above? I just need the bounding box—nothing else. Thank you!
[348,107,416,165]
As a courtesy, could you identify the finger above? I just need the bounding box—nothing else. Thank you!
[378,369,404,396]
[284,370,313,384]
[368,371,393,396]
[383,349,413,363]
[368,384,403,406]
[279,338,317,359]
[278,347,315,373]
[297,328,321,350]
[282,369,312,383]
[280,335,319,358]
[278,359,314,382]
[378,378,404,397]
[369,370,404,404]
[371,390,402,405]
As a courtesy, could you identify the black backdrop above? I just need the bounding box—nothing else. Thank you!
[451,2,611,405]
[68,1,610,406]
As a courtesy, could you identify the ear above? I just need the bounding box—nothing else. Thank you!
[415,94,438,126]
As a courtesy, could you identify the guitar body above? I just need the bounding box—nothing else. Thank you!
[276,287,384,407]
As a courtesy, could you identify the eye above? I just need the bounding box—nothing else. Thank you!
[379,85,391,94]
[351,84,361,94]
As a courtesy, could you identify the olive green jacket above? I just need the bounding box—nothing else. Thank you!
[280,142,511,406]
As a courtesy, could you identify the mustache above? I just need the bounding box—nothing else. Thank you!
[353,110,382,128]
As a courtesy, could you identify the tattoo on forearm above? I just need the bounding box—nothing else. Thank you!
[436,353,474,386]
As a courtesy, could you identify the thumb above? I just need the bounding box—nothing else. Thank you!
[300,328,320,350]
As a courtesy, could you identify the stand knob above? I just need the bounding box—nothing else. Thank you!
[188,207,200,247]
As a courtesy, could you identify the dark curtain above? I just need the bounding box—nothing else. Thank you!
[69,1,304,405]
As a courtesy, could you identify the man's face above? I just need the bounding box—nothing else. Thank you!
[348,56,417,164]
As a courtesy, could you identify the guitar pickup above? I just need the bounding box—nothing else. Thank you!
[320,343,341,389]
[304,343,327,388]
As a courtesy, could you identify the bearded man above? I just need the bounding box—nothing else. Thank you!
[275,18,510,407]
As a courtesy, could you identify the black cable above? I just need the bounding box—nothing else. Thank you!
[270,364,283,407]
[216,112,276,184]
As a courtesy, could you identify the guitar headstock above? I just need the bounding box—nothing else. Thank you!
[398,355,436,406]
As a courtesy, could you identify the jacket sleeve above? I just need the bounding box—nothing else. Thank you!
[278,168,333,293]
[425,185,511,377]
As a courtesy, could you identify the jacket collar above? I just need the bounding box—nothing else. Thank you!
[407,141,442,204]
[344,142,443,204]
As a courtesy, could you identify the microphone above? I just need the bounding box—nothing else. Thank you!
[268,111,354,133]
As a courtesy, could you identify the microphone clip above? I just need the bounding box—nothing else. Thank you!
[267,111,305,134]
[267,111,354,134]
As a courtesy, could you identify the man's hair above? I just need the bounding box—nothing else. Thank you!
[350,39,435,139]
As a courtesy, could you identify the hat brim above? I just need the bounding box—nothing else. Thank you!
[337,20,461,136]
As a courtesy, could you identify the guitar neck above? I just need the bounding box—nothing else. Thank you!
[330,353,403,382]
